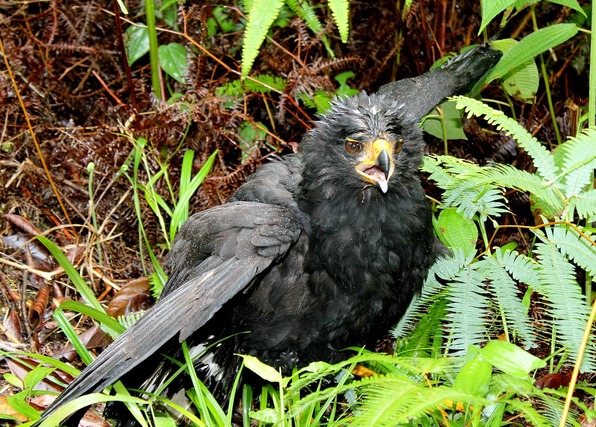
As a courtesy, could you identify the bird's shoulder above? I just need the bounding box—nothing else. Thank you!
[229,154,303,212]
[162,155,308,297]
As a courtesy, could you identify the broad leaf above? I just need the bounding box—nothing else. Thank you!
[158,43,188,84]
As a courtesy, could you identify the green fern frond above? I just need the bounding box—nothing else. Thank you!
[493,248,542,291]
[455,187,509,220]
[452,96,558,181]
[245,74,287,92]
[445,265,491,354]
[492,375,570,427]
[478,256,536,348]
[554,128,596,197]
[393,299,447,357]
[423,154,482,178]
[285,0,334,56]
[567,189,596,220]
[118,310,145,329]
[327,0,350,43]
[353,380,488,427]
[425,159,509,219]
[534,241,595,372]
[505,399,558,427]
[392,252,467,339]
[480,165,563,210]
[543,224,596,282]
[421,155,457,187]
[241,0,284,77]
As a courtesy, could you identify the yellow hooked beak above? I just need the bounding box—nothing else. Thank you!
[355,139,395,193]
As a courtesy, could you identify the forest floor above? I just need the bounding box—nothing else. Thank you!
[0,0,592,425]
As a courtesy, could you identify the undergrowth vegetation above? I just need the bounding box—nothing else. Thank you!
[0,0,595,426]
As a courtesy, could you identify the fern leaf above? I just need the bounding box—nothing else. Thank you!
[393,252,466,338]
[445,264,491,354]
[478,256,537,348]
[394,299,447,357]
[554,128,596,197]
[493,248,542,291]
[455,187,509,220]
[481,165,564,216]
[421,155,457,187]
[245,74,287,93]
[327,0,349,43]
[534,241,595,372]
[567,189,596,220]
[492,375,571,427]
[453,96,558,181]
[118,311,145,329]
[543,224,596,282]
[354,380,488,426]
[505,399,558,427]
[285,0,334,56]
[241,0,284,77]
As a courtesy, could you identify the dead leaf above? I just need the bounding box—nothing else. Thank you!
[3,309,23,343]
[106,277,151,318]
[56,325,112,361]
[352,364,375,378]
[6,357,66,393]
[0,395,29,423]
[29,284,51,330]
[534,373,571,390]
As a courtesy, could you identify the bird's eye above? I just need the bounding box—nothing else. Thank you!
[395,137,405,151]
[345,139,362,154]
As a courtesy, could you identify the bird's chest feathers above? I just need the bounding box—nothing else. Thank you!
[304,190,429,293]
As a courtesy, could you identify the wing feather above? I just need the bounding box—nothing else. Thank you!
[35,202,304,425]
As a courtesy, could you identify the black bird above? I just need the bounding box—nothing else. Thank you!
[35,45,501,426]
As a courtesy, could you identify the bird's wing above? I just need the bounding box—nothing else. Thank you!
[375,44,502,124]
[37,201,305,424]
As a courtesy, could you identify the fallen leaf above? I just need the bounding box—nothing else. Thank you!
[106,277,151,318]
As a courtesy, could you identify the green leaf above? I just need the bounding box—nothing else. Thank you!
[37,393,147,427]
[286,0,334,56]
[4,373,23,389]
[245,74,286,93]
[154,416,177,427]
[423,100,467,140]
[437,208,478,258]
[328,0,350,43]
[479,0,517,34]
[335,71,359,97]
[7,392,40,422]
[23,365,56,391]
[170,150,217,242]
[239,355,289,386]
[491,39,538,103]
[452,96,558,182]
[485,24,578,84]
[549,0,586,16]
[36,236,104,314]
[249,408,279,423]
[241,0,284,77]
[124,24,150,65]
[56,300,125,338]
[239,121,267,163]
[454,346,492,396]
[480,340,545,377]
[158,43,188,83]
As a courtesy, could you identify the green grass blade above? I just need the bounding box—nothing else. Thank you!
[56,300,125,338]
[52,310,94,366]
[36,236,103,313]
[170,150,218,242]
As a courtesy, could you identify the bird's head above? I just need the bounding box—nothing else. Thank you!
[300,92,424,198]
